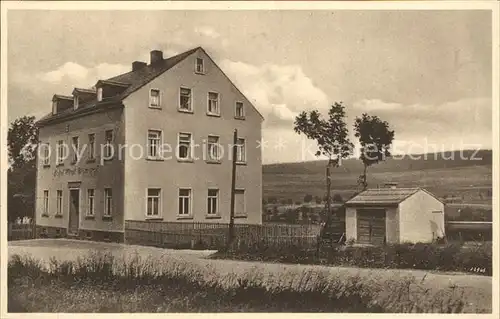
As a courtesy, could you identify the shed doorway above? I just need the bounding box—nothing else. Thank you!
[357,209,386,245]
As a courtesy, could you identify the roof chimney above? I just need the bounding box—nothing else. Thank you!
[150,50,163,64]
[132,61,147,71]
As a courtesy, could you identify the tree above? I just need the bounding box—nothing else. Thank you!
[303,194,313,203]
[294,102,353,218]
[7,116,39,222]
[332,193,343,203]
[314,195,322,204]
[8,116,38,169]
[354,113,394,190]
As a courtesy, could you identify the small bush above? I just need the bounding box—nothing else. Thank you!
[215,241,492,276]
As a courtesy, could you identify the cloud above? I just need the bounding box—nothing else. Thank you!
[14,62,131,91]
[350,97,492,150]
[40,62,89,84]
[219,60,329,125]
[194,26,221,39]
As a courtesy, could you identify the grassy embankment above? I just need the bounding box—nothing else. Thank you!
[8,251,476,313]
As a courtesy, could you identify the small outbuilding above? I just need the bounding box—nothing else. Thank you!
[345,187,445,244]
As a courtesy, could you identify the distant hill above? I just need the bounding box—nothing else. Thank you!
[264,150,492,175]
[262,150,492,203]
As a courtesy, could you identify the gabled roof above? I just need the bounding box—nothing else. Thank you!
[73,88,96,95]
[52,94,73,101]
[107,47,200,100]
[37,46,264,126]
[345,188,421,206]
[37,47,200,127]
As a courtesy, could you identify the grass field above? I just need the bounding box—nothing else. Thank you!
[263,164,492,204]
[262,150,492,203]
[8,239,492,313]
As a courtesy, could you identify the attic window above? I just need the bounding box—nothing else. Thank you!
[97,87,103,102]
[74,96,79,109]
[149,89,160,108]
[52,100,57,115]
[195,58,204,74]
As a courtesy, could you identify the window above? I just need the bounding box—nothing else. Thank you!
[207,189,219,215]
[43,190,49,215]
[42,143,50,166]
[71,136,79,163]
[147,130,162,159]
[178,188,192,216]
[207,135,220,162]
[179,87,192,111]
[56,140,65,165]
[87,189,95,216]
[104,130,113,159]
[149,89,160,108]
[235,189,246,216]
[104,188,112,216]
[207,92,219,115]
[235,102,245,119]
[147,188,161,217]
[97,87,103,101]
[178,133,192,160]
[88,134,95,160]
[195,58,204,74]
[236,138,246,163]
[74,96,79,109]
[56,190,63,216]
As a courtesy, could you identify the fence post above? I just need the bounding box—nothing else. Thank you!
[228,129,237,247]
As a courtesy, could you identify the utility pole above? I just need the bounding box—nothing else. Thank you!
[228,129,237,246]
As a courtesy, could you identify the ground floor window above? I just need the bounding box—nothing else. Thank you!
[147,188,161,217]
[87,189,95,216]
[178,188,191,216]
[207,189,219,215]
[43,190,49,215]
[104,188,112,216]
[56,190,63,215]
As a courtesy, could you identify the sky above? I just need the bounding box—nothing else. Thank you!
[7,10,493,164]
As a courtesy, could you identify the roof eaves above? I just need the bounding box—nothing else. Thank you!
[36,100,124,127]
[96,79,131,88]
[52,94,73,101]
[73,88,96,95]
[344,202,400,207]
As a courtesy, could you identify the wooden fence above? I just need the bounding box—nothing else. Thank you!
[8,223,35,241]
[125,220,324,250]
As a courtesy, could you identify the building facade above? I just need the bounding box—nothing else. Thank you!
[344,187,445,244]
[35,47,263,241]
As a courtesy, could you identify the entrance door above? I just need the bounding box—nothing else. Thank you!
[68,189,80,235]
[357,209,386,245]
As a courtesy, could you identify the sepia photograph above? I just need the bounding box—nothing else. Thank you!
[1,1,498,315]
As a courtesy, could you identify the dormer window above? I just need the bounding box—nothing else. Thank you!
[52,100,57,115]
[195,58,204,74]
[95,80,129,101]
[73,96,79,110]
[97,87,103,101]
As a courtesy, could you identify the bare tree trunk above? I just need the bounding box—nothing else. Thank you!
[326,159,332,218]
[362,164,368,190]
